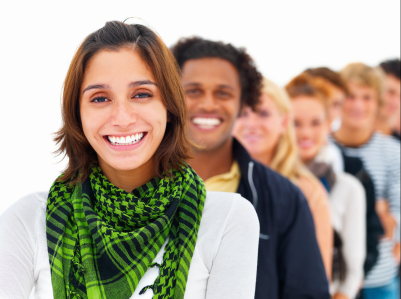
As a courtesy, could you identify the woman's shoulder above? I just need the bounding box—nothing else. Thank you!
[297,175,328,209]
[203,191,258,224]
[199,191,259,239]
[194,192,259,271]
[0,192,47,232]
[332,173,365,204]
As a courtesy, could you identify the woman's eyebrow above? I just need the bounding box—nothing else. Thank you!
[82,84,110,94]
[82,80,157,95]
[128,80,158,88]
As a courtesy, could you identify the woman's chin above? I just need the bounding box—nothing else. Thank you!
[300,151,318,164]
[99,156,151,173]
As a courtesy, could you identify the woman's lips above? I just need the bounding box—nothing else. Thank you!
[103,132,147,151]
[298,139,315,149]
[242,135,263,143]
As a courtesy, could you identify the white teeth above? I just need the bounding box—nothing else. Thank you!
[107,133,145,146]
[192,117,221,128]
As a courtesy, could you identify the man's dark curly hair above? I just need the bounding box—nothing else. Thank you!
[171,37,262,110]
[380,59,400,80]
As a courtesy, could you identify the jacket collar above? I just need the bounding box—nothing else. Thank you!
[233,138,253,174]
[233,138,259,209]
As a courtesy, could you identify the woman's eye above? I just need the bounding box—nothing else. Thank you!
[312,120,322,127]
[91,97,110,103]
[134,93,152,99]
[259,110,270,118]
[363,95,372,101]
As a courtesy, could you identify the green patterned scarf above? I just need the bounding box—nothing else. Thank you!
[46,164,206,299]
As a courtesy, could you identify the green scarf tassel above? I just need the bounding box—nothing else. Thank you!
[46,164,206,299]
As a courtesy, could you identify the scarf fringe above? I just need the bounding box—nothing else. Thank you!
[139,284,155,295]
[139,262,161,295]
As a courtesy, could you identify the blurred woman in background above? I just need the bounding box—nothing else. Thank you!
[286,73,366,299]
[303,67,350,173]
[233,77,333,280]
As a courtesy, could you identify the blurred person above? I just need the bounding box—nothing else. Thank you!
[305,69,385,287]
[287,73,367,299]
[232,77,333,279]
[304,67,349,172]
[0,21,261,299]
[304,67,349,132]
[171,37,330,299]
[376,59,401,140]
[332,63,400,299]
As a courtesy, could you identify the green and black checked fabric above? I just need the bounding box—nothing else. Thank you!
[46,164,206,299]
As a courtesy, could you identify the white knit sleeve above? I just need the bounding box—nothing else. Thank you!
[336,174,366,298]
[205,195,260,299]
[0,195,38,299]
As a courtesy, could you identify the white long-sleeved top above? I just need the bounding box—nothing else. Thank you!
[0,191,260,299]
[329,172,366,298]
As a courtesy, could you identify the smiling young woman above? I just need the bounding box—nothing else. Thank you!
[0,21,259,299]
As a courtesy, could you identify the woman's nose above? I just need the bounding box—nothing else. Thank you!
[111,101,137,128]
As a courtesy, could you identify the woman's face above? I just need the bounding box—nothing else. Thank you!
[292,96,330,163]
[233,93,288,161]
[80,48,167,173]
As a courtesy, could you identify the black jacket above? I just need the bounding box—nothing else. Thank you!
[340,149,384,276]
[233,140,330,299]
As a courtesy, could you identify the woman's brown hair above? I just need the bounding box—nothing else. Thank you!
[285,73,332,112]
[55,21,192,183]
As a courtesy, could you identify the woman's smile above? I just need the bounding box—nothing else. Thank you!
[104,132,147,151]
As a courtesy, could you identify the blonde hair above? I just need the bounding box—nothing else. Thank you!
[263,78,320,188]
[340,62,384,105]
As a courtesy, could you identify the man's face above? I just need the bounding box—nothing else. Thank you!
[341,81,379,131]
[181,58,242,152]
[381,74,401,119]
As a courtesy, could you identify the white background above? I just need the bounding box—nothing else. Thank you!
[0,0,400,215]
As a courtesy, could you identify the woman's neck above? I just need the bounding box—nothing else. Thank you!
[251,151,273,168]
[98,158,156,192]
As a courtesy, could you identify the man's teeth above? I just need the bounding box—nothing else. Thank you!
[192,117,221,127]
[108,133,144,145]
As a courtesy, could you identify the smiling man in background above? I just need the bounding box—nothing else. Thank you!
[171,37,330,299]
[332,62,400,299]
